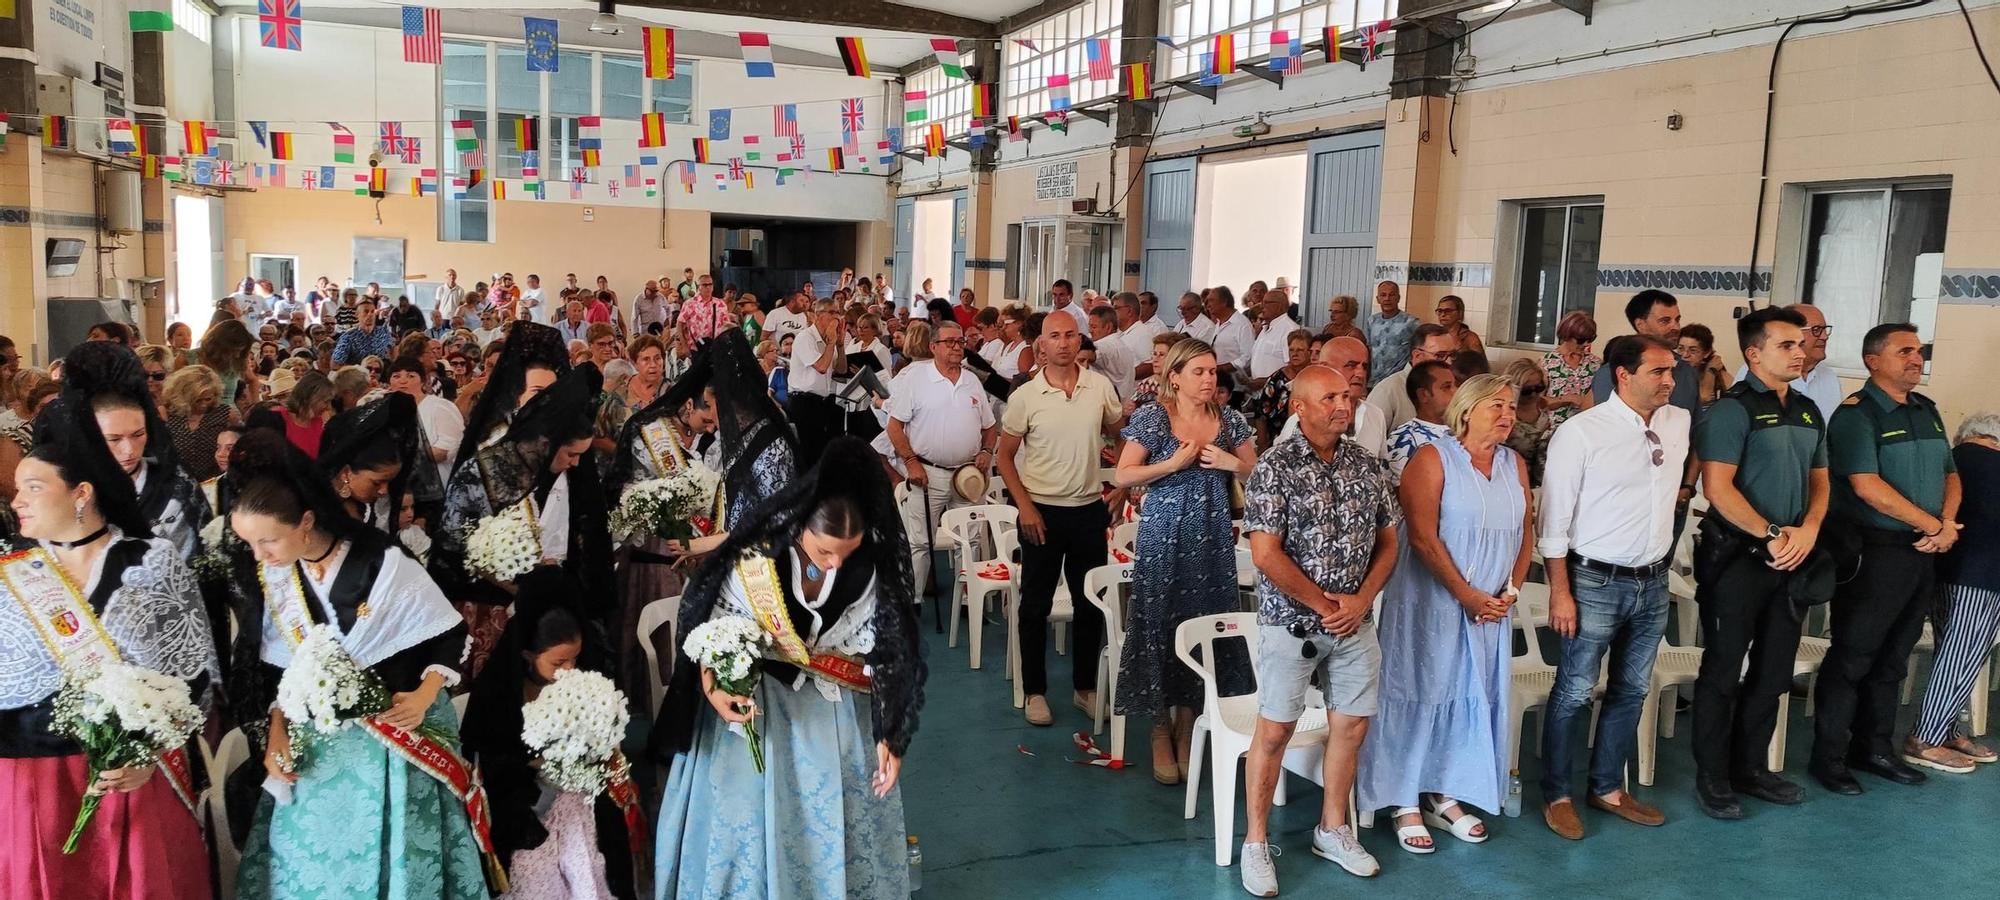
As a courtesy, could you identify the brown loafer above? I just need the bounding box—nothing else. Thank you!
[1589,791,1666,827]
[1543,799,1585,841]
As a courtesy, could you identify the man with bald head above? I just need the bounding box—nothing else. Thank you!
[1274,335,1389,458]
[1238,362,1399,892]
[997,307,1123,727]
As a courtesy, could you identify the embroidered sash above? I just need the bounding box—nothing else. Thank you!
[640,420,688,478]
[0,549,199,814]
[605,750,651,876]
[263,566,510,893]
[199,478,219,515]
[735,557,871,692]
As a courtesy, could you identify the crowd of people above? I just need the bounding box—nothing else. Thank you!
[0,260,1992,900]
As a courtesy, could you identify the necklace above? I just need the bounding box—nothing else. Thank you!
[302,535,339,579]
[48,525,109,550]
[798,543,823,581]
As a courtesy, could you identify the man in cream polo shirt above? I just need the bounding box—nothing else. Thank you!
[997,309,1124,727]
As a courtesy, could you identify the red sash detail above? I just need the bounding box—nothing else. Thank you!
[156,746,198,816]
[358,717,510,893]
[807,654,872,694]
[605,750,651,880]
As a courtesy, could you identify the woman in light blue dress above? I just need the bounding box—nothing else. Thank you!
[651,437,922,900]
[1357,374,1533,854]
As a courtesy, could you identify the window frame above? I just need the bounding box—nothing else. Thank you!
[1782,176,1952,377]
[906,54,977,137]
[1002,0,1125,118]
[1160,0,1398,79]
[1491,195,1606,349]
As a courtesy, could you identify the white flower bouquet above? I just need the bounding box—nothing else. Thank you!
[683,615,770,773]
[520,668,631,795]
[192,516,237,581]
[273,624,438,772]
[49,663,204,853]
[464,498,541,582]
[609,463,723,547]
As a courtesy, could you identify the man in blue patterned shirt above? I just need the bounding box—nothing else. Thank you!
[1235,364,1400,895]
[331,297,397,365]
[1363,280,1419,389]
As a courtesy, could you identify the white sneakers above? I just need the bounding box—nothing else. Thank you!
[1242,826,1378,897]
[1311,824,1380,877]
[1239,842,1279,897]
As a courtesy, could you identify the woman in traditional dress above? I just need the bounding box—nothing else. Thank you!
[1357,374,1532,853]
[653,436,924,899]
[317,392,441,540]
[1112,339,1257,785]
[0,381,217,900]
[462,602,640,900]
[435,368,613,677]
[612,331,796,702]
[226,428,491,899]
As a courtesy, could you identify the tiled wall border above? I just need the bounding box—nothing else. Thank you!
[1940,269,2000,304]
[1374,261,1493,289]
[0,206,165,233]
[1594,264,1771,297]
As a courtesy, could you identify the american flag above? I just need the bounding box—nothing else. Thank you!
[1085,37,1113,80]
[401,6,443,65]
[773,104,799,140]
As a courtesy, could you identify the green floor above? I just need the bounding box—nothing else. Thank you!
[900,622,2000,898]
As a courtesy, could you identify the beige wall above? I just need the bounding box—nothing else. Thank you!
[222,189,713,315]
[0,148,152,364]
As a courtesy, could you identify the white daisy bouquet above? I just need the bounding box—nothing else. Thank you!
[609,463,724,546]
[464,498,541,582]
[192,516,237,581]
[683,615,770,773]
[520,669,631,795]
[49,663,204,853]
[273,624,394,770]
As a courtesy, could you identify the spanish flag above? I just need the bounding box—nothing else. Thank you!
[692,137,711,164]
[513,116,539,151]
[1122,63,1152,101]
[837,37,870,79]
[183,120,207,155]
[642,27,675,79]
[924,123,946,157]
[1211,34,1236,74]
[410,177,425,197]
[492,180,508,200]
[581,148,600,168]
[142,154,161,178]
[369,167,388,193]
[271,131,295,160]
[639,112,666,148]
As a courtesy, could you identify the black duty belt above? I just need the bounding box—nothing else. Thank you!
[1569,553,1670,580]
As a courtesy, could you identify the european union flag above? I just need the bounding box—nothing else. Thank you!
[708,109,731,141]
[524,17,559,72]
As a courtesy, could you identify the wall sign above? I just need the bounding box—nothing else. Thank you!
[1035,161,1077,202]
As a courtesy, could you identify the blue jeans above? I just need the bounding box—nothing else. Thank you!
[1540,564,1669,801]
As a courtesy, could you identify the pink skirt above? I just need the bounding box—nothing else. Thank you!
[0,754,211,900]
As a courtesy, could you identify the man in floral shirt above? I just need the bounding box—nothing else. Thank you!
[678,273,735,345]
[1236,364,1400,895]
[1363,280,1419,389]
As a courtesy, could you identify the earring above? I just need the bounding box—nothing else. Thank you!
[338,475,352,499]
[73,501,84,524]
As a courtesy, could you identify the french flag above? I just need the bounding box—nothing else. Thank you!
[740,33,775,78]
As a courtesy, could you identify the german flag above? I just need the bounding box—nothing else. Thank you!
[41,115,68,149]
[642,27,675,79]
[971,82,996,123]
[1323,25,1342,60]
[467,168,484,190]
[1122,63,1152,101]
[837,37,870,79]
[513,116,539,151]
[826,147,844,171]
[692,138,711,164]
[1211,34,1236,74]
[271,131,295,160]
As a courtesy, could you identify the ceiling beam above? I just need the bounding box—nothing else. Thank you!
[612,0,999,38]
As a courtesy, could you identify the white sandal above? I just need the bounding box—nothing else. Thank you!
[1422,796,1489,844]
[1391,807,1434,855]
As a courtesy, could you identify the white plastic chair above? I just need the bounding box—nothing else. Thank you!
[1108,522,1138,564]
[1084,563,1134,762]
[636,595,679,717]
[1509,608,1559,778]
[207,728,251,899]
[1769,632,1832,772]
[1177,612,1329,868]
[941,504,1019,670]
[1639,637,1702,786]
[1902,623,1937,705]
[1009,571,1076,709]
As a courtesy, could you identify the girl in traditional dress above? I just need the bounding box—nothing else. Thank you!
[653,437,923,899]
[0,376,216,900]
[227,429,491,899]
[612,331,796,702]
[462,602,641,900]
[317,392,442,540]
[436,368,614,676]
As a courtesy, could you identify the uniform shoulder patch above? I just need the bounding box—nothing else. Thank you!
[1840,396,1861,406]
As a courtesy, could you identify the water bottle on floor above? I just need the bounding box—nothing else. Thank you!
[1504,770,1522,818]
[907,835,923,893]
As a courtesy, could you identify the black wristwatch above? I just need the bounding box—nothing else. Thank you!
[1765,523,1783,540]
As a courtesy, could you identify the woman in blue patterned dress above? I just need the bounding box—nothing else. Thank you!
[1357,374,1533,854]
[1112,338,1257,785]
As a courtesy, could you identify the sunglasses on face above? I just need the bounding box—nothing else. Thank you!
[1519,384,1547,397]
[147,371,167,382]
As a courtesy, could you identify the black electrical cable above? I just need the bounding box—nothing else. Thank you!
[1744,0,1933,305]
[1959,0,2000,95]
[1104,84,1175,217]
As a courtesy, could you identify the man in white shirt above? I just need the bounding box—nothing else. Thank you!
[885,320,998,599]
[1135,291,1173,341]
[763,291,812,341]
[1206,286,1255,398]
[518,274,546,322]
[387,355,466,489]
[1049,279,1076,315]
[787,298,847,463]
[434,269,465,318]
[271,286,311,323]
[1537,334,1687,840]
[1085,305,1138,399]
[1731,302,1843,416]
[1175,291,1216,342]
[1367,324,1457,431]
[1248,287,1301,383]
[874,272,897,313]
[1384,359,1458,481]
[556,300,591,345]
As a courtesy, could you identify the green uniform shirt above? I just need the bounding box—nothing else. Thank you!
[1828,380,1954,531]
[1695,374,1828,528]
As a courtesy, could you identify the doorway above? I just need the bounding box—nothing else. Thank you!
[172,194,222,329]
[249,254,300,294]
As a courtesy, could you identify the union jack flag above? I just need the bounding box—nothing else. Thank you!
[397,137,422,164]
[258,0,302,52]
[607,179,621,198]
[839,98,864,139]
[214,160,234,185]
[571,167,588,184]
[302,169,317,189]
[728,157,745,180]
[789,133,806,159]
[377,122,408,157]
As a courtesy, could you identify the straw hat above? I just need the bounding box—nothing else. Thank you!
[267,367,297,397]
[950,465,989,504]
